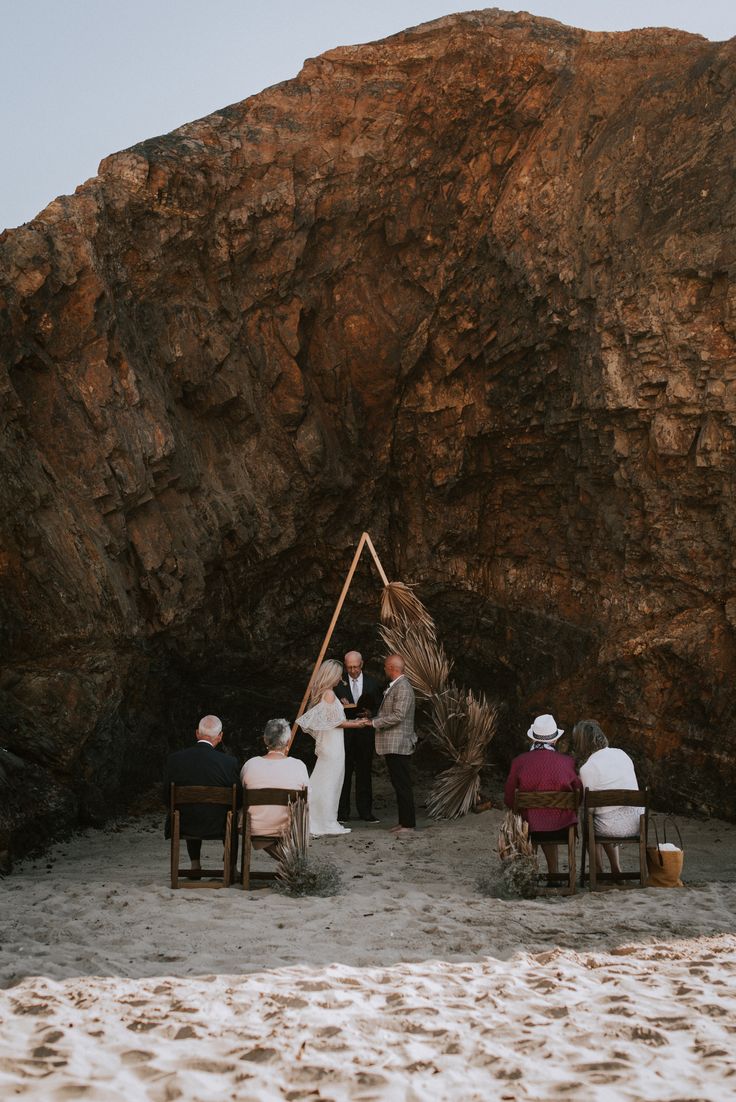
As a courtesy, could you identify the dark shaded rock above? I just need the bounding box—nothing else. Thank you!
[1,10,735,853]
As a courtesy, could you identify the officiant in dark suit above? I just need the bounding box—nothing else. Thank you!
[337,650,381,823]
[163,715,242,874]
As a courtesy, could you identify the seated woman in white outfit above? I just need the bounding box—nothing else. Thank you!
[296,659,366,837]
[241,718,310,856]
[573,718,644,877]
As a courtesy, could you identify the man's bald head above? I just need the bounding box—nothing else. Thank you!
[384,654,405,679]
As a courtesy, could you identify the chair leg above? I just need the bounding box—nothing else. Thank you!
[588,814,597,892]
[242,820,251,890]
[580,821,587,886]
[639,813,647,887]
[171,812,180,890]
[568,827,576,895]
[223,812,232,888]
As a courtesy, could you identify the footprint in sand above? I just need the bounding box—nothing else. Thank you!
[173,1025,198,1040]
[183,1058,238,1074]
[241,1047,279,1063]
[626,1025,667,1046]
[120,1049,152,1065]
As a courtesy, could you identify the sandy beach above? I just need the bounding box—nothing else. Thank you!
[1,772,735,1100]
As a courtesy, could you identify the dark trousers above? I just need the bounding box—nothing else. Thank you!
[186,834,238,875]
[384,753,415,828]
[338,730,374,820]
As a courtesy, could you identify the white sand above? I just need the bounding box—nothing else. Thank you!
[1,775,735,1100]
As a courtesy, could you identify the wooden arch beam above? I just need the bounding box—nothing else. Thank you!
[288,532,389,751]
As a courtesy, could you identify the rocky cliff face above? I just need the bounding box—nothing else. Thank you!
[2,9,735,852]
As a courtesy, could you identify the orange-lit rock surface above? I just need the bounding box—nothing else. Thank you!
[1,10,735,849]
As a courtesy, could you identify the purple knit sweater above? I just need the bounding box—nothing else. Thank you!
[504,749,582,832]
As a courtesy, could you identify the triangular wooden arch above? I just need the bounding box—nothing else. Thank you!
[288,532,389,751]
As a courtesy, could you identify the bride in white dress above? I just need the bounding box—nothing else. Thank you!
[296,659,369,836]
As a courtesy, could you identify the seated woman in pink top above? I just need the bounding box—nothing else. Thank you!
[240,718,309,856]
[504,713,582,877]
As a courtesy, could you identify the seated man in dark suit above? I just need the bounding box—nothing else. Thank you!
[163,714,242,875]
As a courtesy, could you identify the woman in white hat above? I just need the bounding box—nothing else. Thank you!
[504,714,583,877]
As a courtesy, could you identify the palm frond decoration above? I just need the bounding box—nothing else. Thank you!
[465,692,499,769]
[274,795,310,868]
[380,581,435,632]
[378,579,499,819]
[493,810,539,898]
[379,622,451,699]
[426,685,466,758]
[425,761,483,819]
[497,810,535,863]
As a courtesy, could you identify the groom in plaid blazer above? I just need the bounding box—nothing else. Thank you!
[371,654,417,834]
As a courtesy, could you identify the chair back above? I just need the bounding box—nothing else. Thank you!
[170,784,237,815]
[513,789,581,811]
[244,787,308,808]
[584,788,647,809]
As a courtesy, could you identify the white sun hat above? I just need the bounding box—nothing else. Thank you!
[527,714,564,743]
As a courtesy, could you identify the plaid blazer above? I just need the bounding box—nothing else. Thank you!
[373,675,416,756]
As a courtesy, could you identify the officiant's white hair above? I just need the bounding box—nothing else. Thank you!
[309,659,343,705]
[263,718,290,749]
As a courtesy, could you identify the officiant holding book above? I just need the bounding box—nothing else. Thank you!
[337,650,381,823]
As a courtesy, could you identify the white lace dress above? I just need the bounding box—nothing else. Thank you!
[296,695,351,836]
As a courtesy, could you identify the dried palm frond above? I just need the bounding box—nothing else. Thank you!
[380,581,435,632]
[497,810,535,863]
[426,684,466,758]
[274,799,342,897]
[379,623,451,699]
[424,689,499,818]
[273,795,309,866]
[464,692,499,769]
[378,575,499,820]
[425,762,482,820]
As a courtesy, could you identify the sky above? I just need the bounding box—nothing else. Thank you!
[1,1,734,232]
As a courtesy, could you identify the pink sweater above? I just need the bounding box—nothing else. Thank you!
[240,756,309,836]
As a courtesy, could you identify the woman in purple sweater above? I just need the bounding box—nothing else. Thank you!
[504,714,582,877]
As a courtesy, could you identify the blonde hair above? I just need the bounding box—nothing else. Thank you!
[309,659,343,705]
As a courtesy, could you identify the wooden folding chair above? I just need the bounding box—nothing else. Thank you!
[241,788,308,889]
[580,788,649,890]
[513,789,581,895]
[169,783,238,889]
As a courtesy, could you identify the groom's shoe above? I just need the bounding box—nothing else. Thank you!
[363,817,380,824]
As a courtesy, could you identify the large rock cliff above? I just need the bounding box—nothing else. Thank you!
[2,9,735,851]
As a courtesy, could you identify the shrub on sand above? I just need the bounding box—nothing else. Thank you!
[274,854,343,898]
[477,810,539,899]
[273,797,343,898]
[477,855,540,900]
